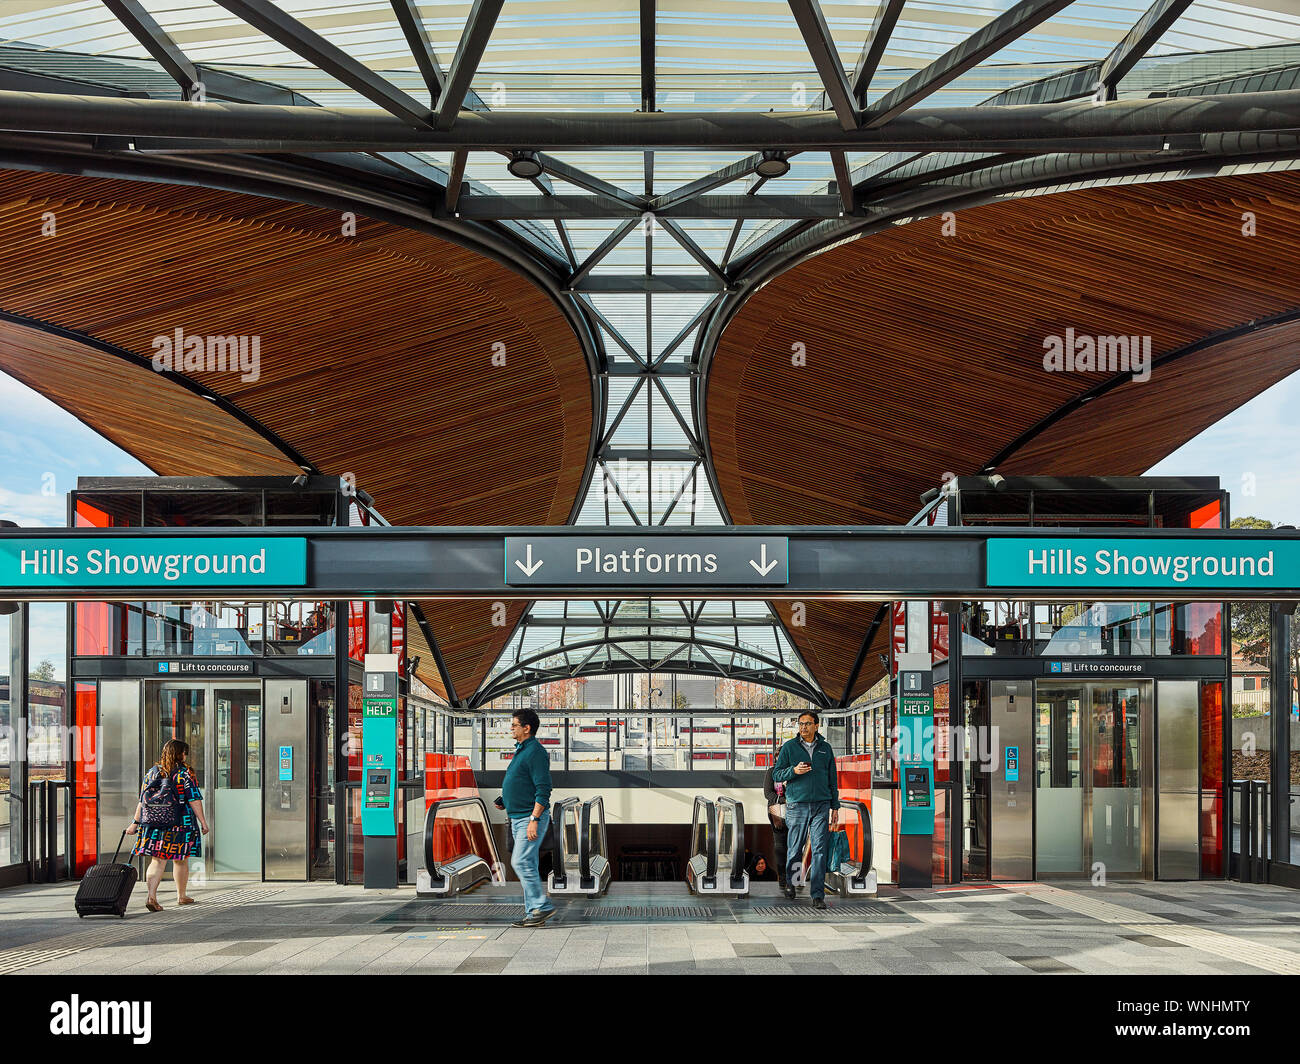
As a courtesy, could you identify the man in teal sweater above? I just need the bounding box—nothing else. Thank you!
[771,710,839,908]
[498,709,554,927]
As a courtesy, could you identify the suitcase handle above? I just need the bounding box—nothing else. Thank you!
[111,827,130,863]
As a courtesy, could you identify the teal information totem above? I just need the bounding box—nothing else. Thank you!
[896,654,935,888]
[361,655,399,889]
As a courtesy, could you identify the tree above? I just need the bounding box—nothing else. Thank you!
[30,659,55,681]
[1228,517,1300,715]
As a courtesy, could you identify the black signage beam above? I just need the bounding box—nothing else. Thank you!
[1,524,1300,601]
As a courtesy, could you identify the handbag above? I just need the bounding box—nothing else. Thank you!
[140,769,183,828]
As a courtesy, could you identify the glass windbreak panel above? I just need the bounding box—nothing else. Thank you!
[265,602,335,657]
[75,602,144,656]
[1,615,15,866]
[1035,685,1084,875]
[568,717,612,769]
[536,717,564,766]
[484,717,514,771]
[651,717,689,771]
[264,491,338,527]
[143,490,261,527]
[734,716,776,769]
[688,718,732,769]
[964,601,1033,656]
[962,682,989,880]
[28,603,68,787]
[1092,684,1144,877]
[615,717,648,770]
[213,688,262,877]
[1038,602,1151,656]
[1153,602,1223,655]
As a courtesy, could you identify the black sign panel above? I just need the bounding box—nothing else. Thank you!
[504,535,788,586]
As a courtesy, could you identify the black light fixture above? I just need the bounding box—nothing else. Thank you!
[755,150,791,178]
[507,150,544,179]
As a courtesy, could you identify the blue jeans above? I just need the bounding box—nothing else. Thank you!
[510,812,553,915]
[785,801,831,900]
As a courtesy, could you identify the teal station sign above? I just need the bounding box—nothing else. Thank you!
[0,536,307,588]
[987,537,1300,590]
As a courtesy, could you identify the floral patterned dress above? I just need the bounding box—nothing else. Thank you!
[132,765,203,860]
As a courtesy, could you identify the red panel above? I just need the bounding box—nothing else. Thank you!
[1200,681,1224,877]
[74,682,98,876]
[348,602,366,662]
[931,603,949,663]
[1190,501,1221,529]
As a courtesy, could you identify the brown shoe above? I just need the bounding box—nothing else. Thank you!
[145,898,163,913]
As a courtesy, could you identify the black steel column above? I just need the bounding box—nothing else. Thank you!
[1270,603,1292,870]
[947,602,963,884]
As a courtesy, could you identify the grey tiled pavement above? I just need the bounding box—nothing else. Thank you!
[2,878,1299,975]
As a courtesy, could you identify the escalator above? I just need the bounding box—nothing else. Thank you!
[686,795,749,896]
[825,799,878,896]
[546,796,612,898]
[418,797,504,897]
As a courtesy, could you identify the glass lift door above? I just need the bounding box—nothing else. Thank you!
[1035,681,1151,878]
[148,682,262,880]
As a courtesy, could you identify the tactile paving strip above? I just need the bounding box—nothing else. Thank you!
[0,886,283,974]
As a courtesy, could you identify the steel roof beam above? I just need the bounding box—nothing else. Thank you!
[101,0,200,98]
[641,0,656,113]
[567,217,641,286]
[26,88,1300,149]
[1097,0,1195,100]
[851,0,906,103]
[211,0,435,129]
[571,276,728,294]
[787,0,858,131]
[435,0,504,129]
[862,0,1078,128]
[389,0,445,103]
[457,194,844,219]
[658,217,726,282]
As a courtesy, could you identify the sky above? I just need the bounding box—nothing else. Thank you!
[2,366,1300,673]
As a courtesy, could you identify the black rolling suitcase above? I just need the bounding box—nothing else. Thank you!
[74,829,138,918]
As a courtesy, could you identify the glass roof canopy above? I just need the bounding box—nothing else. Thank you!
[1,1,1298,709]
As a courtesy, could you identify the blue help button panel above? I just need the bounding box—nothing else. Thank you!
[1005,746,1019,783]
[279,745,293,782]
[987,537,1300,589]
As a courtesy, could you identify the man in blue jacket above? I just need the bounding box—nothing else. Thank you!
[771,710,839,908]
[499,709,554,927]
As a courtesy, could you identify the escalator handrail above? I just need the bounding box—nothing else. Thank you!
[550,797,581,888]
[839,799,873,886]
[715,795,745,888]
[579,795,607,883]
[423,796,501,888]
[691,795,718,882]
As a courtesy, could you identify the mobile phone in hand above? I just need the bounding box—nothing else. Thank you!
[493,795,505,810]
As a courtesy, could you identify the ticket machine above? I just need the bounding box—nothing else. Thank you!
[361,653,399,889]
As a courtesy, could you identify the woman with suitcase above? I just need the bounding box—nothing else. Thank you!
[125,738,209,912]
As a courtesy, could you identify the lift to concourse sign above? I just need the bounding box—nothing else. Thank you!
[504,535,788,586]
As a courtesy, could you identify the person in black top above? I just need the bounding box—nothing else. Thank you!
[763,764,788,889]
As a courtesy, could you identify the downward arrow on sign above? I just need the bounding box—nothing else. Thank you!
[749,543,778,576]
[515,544,544,577]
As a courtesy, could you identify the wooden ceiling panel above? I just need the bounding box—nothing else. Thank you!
[0,169,593,703]
[710,169,1300,702]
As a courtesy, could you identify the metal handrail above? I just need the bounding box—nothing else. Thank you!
[715,795,746,890]
[549,797,580,890]
[422,796,501,890]
[691,795,718,885]
[839,799,873,888]
[580,795,608,886]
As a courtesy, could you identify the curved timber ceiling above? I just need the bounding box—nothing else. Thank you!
[708,167,1300,704]
[0,168,593,703]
